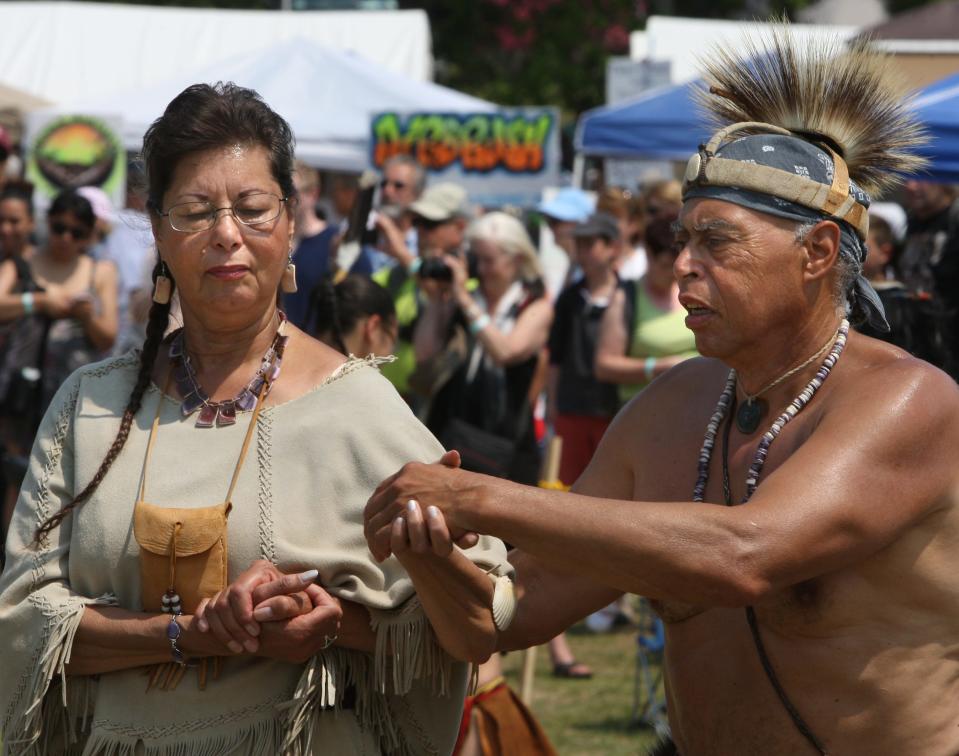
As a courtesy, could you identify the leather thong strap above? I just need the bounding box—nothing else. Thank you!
[139,368,269,505]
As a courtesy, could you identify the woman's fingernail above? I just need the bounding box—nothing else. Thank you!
[427,505,440,518]
[245,623,259,636]
[253,606,273,621]
[407,499,419,514]
[197,618,208,632]
[244,640,258,653]
[298,569,319,583]
[228,641,243,654]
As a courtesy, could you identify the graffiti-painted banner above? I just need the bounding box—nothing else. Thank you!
[371,110,560,208]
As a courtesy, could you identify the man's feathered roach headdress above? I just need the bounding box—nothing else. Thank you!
[682,28,928,241]
[698,30,926,195]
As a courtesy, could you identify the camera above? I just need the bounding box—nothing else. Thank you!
[419,257,453,282]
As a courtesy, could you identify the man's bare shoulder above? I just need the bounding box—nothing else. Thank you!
[613,357,728,430]
[832,335,959,424]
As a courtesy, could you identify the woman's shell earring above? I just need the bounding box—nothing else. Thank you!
[281,248,297,294]
[153,260,172,305]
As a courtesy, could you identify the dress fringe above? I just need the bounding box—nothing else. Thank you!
[3,594,115,756]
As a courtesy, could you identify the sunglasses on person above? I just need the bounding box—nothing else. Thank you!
[49,221,91,240]
[412,216,445,231]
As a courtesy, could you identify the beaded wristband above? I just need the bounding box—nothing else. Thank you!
[469,313,491,336]
[643,356,657,382]
[21,292,34,316]
[166,612,187,666]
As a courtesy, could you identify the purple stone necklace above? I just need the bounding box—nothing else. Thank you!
[170,312,289,428]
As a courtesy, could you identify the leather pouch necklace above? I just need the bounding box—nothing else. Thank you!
[133,365,271,691]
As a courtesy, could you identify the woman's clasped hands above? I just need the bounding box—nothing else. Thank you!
[193,560,342,664]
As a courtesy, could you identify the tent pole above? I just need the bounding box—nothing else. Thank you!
[572,153,586,189]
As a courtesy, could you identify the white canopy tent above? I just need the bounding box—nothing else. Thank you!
[0,2,432,105]
[50,38,496,171]
[629,16,859,84]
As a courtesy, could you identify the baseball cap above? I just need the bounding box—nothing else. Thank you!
[410,183,469,222]
[77,186,116,225]
[573,211,621,240]
[537,187,594,223]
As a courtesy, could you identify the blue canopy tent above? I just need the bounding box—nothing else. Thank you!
[574,80,709,161]
[914,72,959,184]
[576,72,959,184]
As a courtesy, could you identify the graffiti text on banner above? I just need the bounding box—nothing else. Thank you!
[371,112,555,175]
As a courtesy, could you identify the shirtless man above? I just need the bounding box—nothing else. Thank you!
[364,36,959,754]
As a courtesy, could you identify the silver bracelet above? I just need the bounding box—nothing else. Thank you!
[166,612,188,666]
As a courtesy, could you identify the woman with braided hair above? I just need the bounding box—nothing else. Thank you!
[0,82,509,755]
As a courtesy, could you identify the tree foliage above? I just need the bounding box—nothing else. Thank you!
[402,0,815,117]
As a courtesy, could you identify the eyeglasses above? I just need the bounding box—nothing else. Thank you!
[380,178,407,191]
[160,193,287,233]
[49,221,91,240]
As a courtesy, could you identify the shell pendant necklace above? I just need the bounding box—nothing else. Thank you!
[735,323,842,434]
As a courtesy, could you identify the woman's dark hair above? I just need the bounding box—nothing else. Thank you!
[36,82,296,540]
[311,274,395,355]
[0,181,35,218]
[645,213,680,257]
[48,189,95,230]
[142,82,296,212]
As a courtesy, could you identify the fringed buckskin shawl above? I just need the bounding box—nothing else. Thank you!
[0,353,510,755]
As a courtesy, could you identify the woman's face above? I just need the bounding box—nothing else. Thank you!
[0,198,34,256]
[472,238,518,291]
[47,210,92,261]
[645,244,680,293]
[152,144,294,325]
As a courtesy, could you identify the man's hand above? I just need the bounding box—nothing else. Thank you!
[194,560,319,654]
[364,450,480,562]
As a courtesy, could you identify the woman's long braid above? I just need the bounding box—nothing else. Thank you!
[35,266,173,540]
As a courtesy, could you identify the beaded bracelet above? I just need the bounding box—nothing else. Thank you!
[21,292,34,316]
[469,313,491,336]
[166,612,187,666]
[643,356,657,382]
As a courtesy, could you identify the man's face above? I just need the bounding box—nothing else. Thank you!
[546,217,576,256]
[902,180,953,220]
[381,163,419,208]
[574,234,616,273]
[673,198,809,360]
[415,216,463,256]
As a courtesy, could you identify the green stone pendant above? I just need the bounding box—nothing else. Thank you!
[736,398,766,435]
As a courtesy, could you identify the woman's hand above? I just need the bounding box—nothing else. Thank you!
[443,254,472,308]
[194,560,320,654]
[365,451,480,562]
[253,583,343,664]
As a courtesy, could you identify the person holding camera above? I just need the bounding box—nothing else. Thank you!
[415,210,551,485]
[372,182,472,402]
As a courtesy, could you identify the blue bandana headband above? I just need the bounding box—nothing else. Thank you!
[682,123,888,331]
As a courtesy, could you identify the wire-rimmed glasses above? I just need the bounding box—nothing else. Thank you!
[160,193,288,233]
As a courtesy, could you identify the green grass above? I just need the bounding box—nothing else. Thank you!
[500,621,664,756]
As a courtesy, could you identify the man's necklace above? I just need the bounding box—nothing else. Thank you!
[735,323,844,435]
[694,319,848,502]
[690,320,847,756]
[170,312,289,428]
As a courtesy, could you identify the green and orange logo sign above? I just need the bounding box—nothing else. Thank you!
[27,115,124,199]
[371,112,554,174]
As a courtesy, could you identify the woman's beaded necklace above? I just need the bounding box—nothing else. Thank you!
[170,312,289,428]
